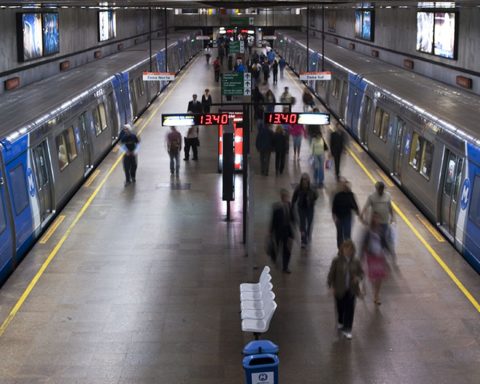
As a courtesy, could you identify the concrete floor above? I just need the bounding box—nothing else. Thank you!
[0,49,479,384]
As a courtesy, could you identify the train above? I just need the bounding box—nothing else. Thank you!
[0,31,202,285]
[274,30,480,274]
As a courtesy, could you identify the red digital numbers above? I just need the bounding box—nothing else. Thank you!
[265,113,298,125]
[197,113,230,125]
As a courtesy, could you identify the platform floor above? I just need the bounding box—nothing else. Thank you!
[0,49,479,384]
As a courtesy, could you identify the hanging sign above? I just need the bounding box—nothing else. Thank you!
[196,36,211,40]
[262,36,277,40]
[143,72,175,81]
[299,71,332,81]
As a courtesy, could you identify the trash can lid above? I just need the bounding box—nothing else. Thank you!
[243,340,279,355]
[242,353,279,368]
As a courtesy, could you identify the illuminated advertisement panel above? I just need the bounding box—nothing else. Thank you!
[417,11,434,53]
[354,10,374,42]
[22,13,43,60]
[99,10,116,42]
[434,12,456,59]
[43,13,59,56]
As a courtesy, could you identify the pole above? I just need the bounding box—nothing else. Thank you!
[242,103,250,245]
[149,7,152,71]
[322,4,325,71]
[306,3,310,72]
[164,8,168,72]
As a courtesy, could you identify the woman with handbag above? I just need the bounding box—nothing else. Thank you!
[328,240,364,340]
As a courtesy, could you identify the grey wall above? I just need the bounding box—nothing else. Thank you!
[306,7,480,95]
[0,8,168,92]
[171,12,302,27]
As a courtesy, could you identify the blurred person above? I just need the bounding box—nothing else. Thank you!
[273,126,288,176]
[256,126,274,176]
[218,43,225,65]
[204,45,211,64]
[184,125,199,161]
[310,131,329,187]
[271,59,279,84]
[302,89,315,112]
[289,123,306,161]
[262,60,270,84]
[328,240,364,339]
[279,57,286,79]
[329,124,346,181]
[201,89,212,113]
[361,213,389,305]
[270,189,295,273]
[280,86,295,112]
[213,57,221,82]
[166,126,182,176]
[307,107,321,142]
[264,89,276,113]
[292,173,318,248]
[119,124,139,186]
[332,179,360,248]
[361,181,396,263]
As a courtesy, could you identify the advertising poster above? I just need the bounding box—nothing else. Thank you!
[434,12,455,58]
[22,13,43,60]
[362,10,373,40]
[416,11,434,53]
[99,10,116,41]
[43,13,59,56]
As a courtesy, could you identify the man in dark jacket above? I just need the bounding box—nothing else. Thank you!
[270,189,295,273]
[330,124,346,181]
[119,124,140,186]
[256,127,273,176]
[187,94,203,114]
[332,179,360,248]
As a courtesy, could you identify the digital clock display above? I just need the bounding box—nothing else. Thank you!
[194,113,230,126]
[264,112,330,126]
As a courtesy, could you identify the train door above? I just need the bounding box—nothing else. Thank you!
[392,117,406,181]
[78,112,93,175]
[359,95,372,147]
[0,164,14,275]
[440,150,464,236]
[31,141,53,222]
[339,80,348,122]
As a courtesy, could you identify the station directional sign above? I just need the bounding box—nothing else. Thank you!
[229,41,245,54]
[143,72,175,81]
[299,71,332,81]
[222,72,251,96]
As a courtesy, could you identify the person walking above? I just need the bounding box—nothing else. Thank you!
[119,124,139,186]
[330,124,346,181]
[218,43,225,66]
[273,126,288,176]
[332,179,360,248]
[280,86,294,111]
[302,89,315,112]
[264,89,276,113]
[201,89,212,113]
[187,94,203,115]
[307,107,321,142]
[361,181,396,263]
[184,126,199,161]
[204,45,212,64]
[361,213,389,305]
[256,126,273,176]
[213,57,221,82]
[262,60,270,84]
[289,123,306,161]
[292,173,318,248]
[270,189,295,273]
[279,57,286,79]
[328,240,364,339]
[272,59,279,84]
[166,126,182,176]
[310,132,329,187]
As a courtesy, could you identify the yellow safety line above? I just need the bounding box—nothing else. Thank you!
[376,168,394,187]
[84,169,101,188]
[347,147,480,313]
[415,214,446,242]
[0,57,196,337]
[38,215,65,244]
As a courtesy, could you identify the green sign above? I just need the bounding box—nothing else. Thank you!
[222,73,244,96]
[229,41,245,54]
[222,72,251,96]
[230,17,249,26]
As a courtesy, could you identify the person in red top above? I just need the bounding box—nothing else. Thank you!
[166,127,182,176]
[213,57,221,82]
[289,123,306,161]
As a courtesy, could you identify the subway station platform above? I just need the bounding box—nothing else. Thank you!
[0,49,479,384]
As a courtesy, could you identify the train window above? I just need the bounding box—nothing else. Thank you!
[92,108,102,136]
[409,133,422,170]
[332,78,340,98]
[469,175,480,227]
[65,127,78,162]
[135,77,145,97]
[379,111,390,141]
[420,141,434,179]
[56,134,69,170]
[0,194,6,234]
[98,103,107,131]
[9,164,29,215]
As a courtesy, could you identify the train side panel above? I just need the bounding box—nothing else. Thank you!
[0,151,15,282]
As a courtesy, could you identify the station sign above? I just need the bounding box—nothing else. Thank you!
[264,112,330,126]
[262,35,277,40]
[196,35,211,40]
[162,114,195,126]
[143,72,175,81]
[299,71,332,81]
[229,41,245,54]
[222,72,251,96]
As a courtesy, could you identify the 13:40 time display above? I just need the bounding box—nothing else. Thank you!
[264,112,298,125]
[194,113,230,125]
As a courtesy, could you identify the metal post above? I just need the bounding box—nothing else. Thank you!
[164,8,168,72]
[149,7,152,71]
[242,103,250,245]
[322,4,325,71]
[306,3,310,72]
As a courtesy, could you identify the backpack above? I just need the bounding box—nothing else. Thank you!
[169,137,180,155]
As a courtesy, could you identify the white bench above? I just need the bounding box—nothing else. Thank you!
[240,266,277,339]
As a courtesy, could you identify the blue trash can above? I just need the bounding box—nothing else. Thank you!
[243,353,279,384]
[243,340,279,356]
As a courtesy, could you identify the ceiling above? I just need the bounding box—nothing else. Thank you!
[1,1,479,9]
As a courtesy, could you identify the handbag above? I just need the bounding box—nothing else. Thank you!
[325,158,332,169]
